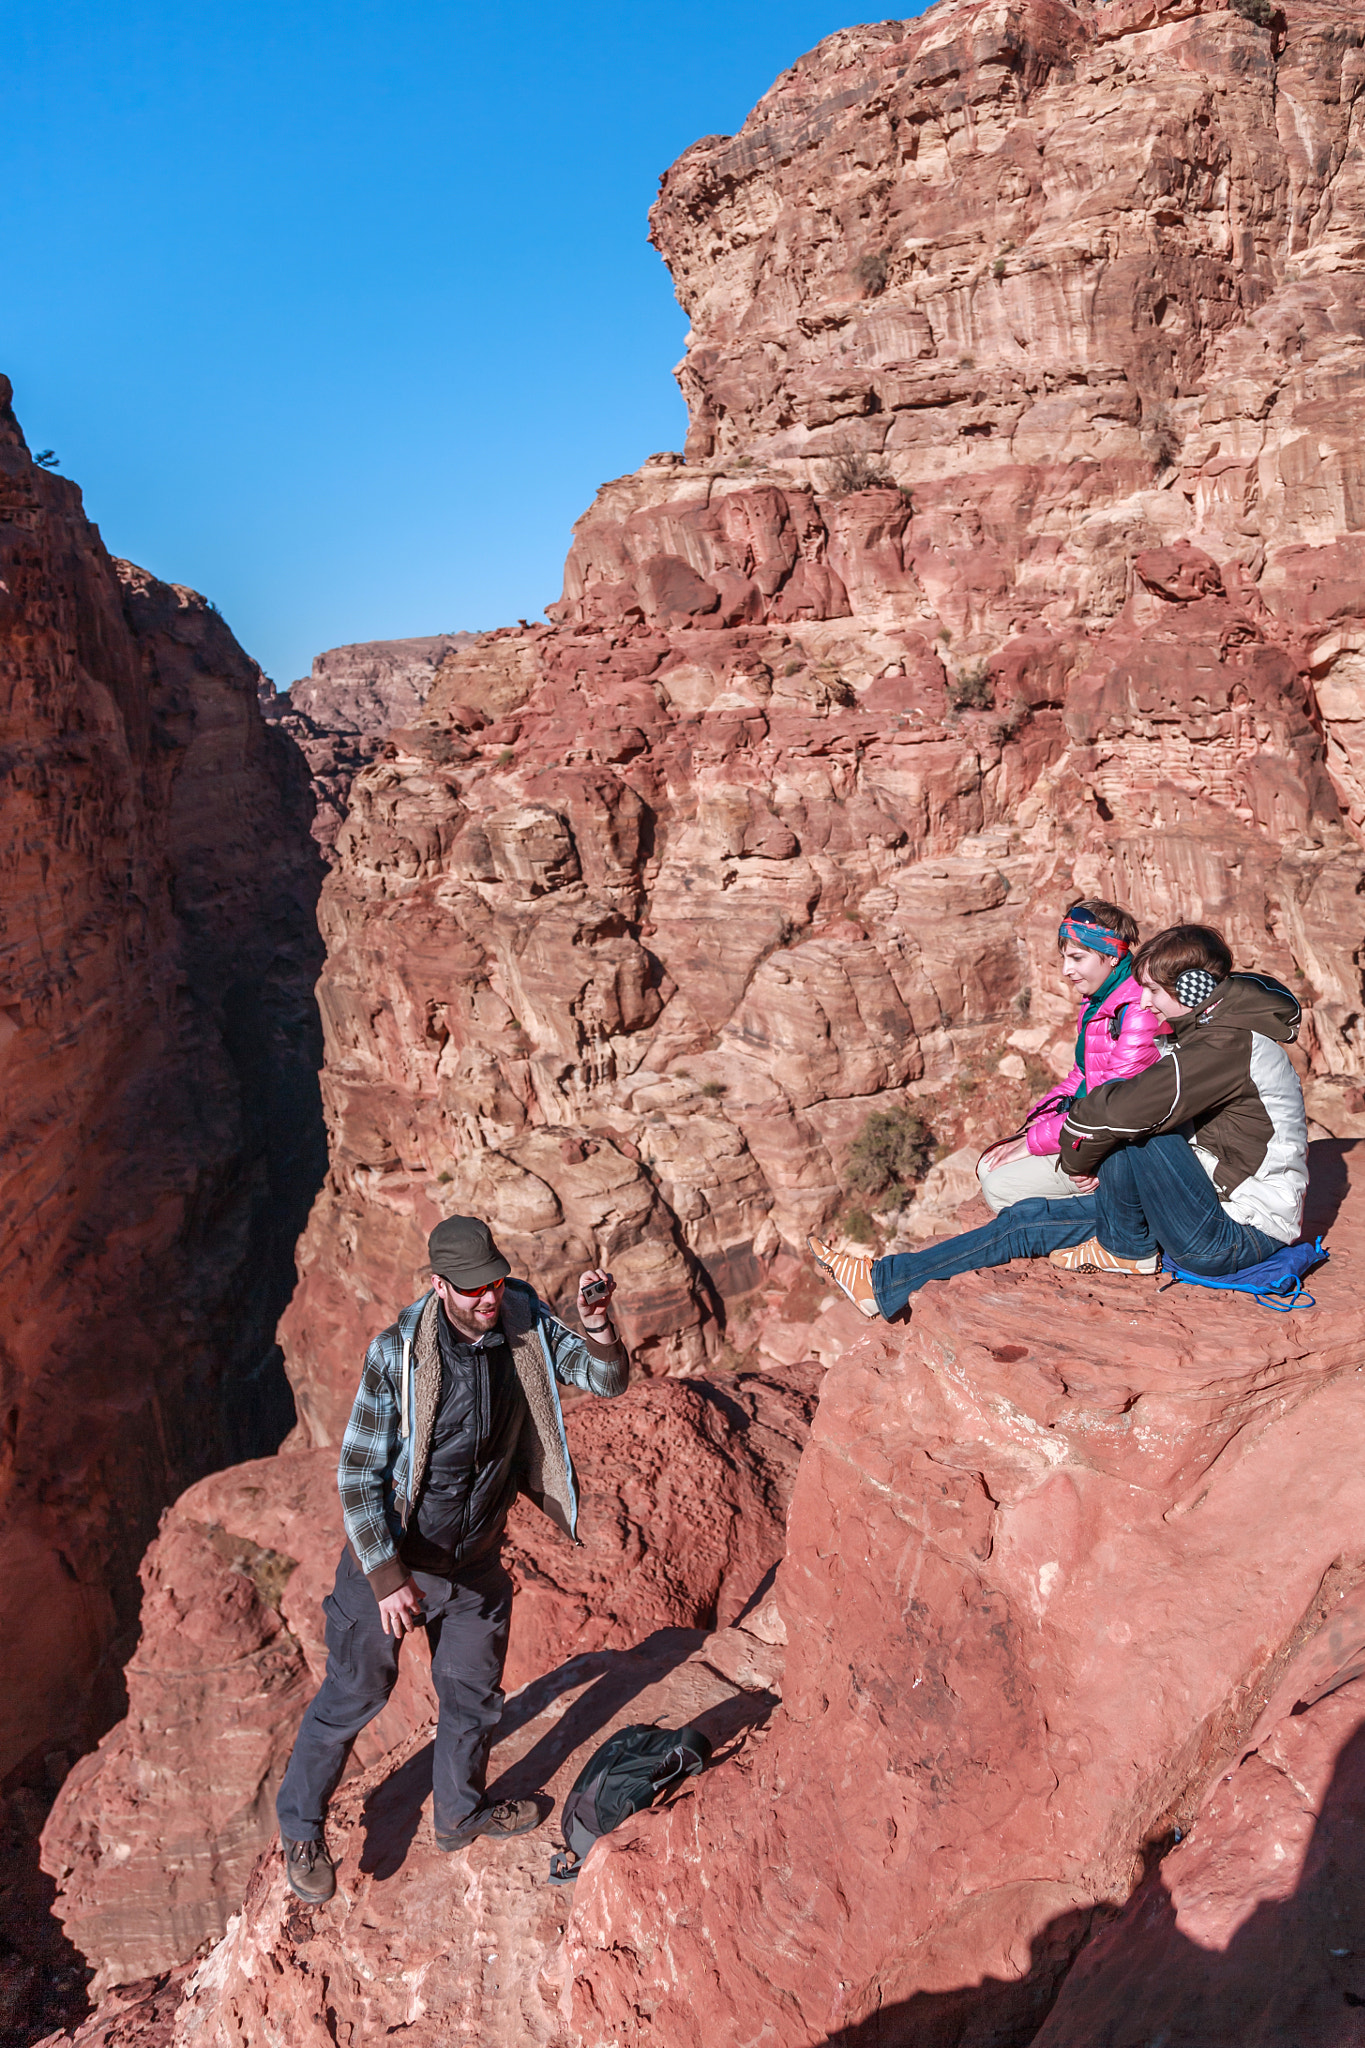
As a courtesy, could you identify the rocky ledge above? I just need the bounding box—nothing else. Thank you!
[39,1367,819,1993]
[38,1144,1364,2047]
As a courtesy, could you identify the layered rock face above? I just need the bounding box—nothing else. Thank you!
[41,1364,817,1991]
[0,378,325,1779]
[276,0,1365,1446]
[0,377,325,2035]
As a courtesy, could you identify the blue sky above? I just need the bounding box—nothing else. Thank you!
[1,1,921,685]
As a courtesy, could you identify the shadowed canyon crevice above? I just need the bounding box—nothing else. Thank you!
[22,0,1365,2039]
[0,379,328,2037]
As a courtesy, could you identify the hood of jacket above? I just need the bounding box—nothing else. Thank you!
[1172,972,1301,1047]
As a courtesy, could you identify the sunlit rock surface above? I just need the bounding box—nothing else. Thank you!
[34,0,1365,2037]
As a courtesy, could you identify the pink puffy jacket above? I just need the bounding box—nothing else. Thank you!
[1025,973,1168,1155]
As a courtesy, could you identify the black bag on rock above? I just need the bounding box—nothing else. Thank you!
[548,1722,712,1885]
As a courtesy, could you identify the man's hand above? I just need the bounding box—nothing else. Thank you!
[378,1577,425,1638]
[577,1267,616,1335]
[979,1135,1030,1175]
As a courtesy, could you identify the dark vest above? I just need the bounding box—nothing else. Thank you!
[400,1308,528,1573]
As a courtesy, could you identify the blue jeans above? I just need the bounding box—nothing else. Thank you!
[1093,1132,1279,1273]
[871,1133,1280,1319]
[872,1195,1099,1317]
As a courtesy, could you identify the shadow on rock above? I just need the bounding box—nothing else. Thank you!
[488,1628,707,1804]
[819,1721,1365,2048]
[687,1685,778,1766]
[1304,1138,1356,1240]
[817,1906,1101,2048]
[357,1628,707,1878]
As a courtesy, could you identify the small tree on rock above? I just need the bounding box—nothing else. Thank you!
[846,1106,933,1203]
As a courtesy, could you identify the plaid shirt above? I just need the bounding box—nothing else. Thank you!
[337,1280,627,1584]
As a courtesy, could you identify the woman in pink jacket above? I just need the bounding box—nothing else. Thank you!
[976,899,1167,1212]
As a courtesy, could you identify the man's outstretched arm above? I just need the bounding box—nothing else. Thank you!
[547,1268,629,1396]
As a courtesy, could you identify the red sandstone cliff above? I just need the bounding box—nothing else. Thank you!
[274,0,1365,1445]
[0,378,325,2037]
[35,0,1365,2038]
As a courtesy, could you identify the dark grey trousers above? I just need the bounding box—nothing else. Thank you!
[275,1543,513,1841]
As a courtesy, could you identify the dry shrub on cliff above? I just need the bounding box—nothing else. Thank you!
[1143,406,1182,474]
[826,449,896,496]
[946,661,994,712]
[846,1106,933,1203]
[842,1205,877,1245]
[1232,0,1276,22]
[853,249,889,298]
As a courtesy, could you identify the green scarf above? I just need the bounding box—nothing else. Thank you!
[1073,956,1131,1097]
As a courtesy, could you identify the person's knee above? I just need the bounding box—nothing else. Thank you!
[435,1679,505,1733]
[292,1685,392,1747]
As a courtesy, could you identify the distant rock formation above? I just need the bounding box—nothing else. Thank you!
[289,633,474,731]
[259,633,473,856]
[0,377,326,2040]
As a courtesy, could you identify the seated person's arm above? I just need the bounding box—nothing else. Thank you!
[1058,1034,1241,1177]
[1111,998,1170,1076]
[1022,1065,1082,1158]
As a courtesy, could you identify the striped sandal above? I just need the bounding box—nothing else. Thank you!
[1049,1239,1158,1276]
[807,1236,883,1319]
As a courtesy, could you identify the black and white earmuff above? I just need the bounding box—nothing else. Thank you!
[1175,967,1220,1010]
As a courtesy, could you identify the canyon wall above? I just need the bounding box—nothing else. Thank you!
[0,376,326,2029]
[34,0,1365,2039]
[274,0,1365,1450]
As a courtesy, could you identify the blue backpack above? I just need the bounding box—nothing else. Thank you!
[1160,1236,1328,1312]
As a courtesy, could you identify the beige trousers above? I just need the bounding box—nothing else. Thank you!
[976,1149,1085,1214]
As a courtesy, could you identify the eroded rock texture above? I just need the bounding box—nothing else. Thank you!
[281,0,1364,1448]
[40,1366,817,1991]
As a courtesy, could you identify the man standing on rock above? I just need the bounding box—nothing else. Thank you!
[276,1215,629,1901]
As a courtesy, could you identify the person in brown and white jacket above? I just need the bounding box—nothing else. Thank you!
[1049,923,1309,1275]
[807,923,1308,1319]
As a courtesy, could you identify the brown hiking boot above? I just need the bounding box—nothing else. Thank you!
[281,1832,336,1902]
[435,1798,543,1852]
[1049,1238,1159,1276]
[807,1235,883,1319]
